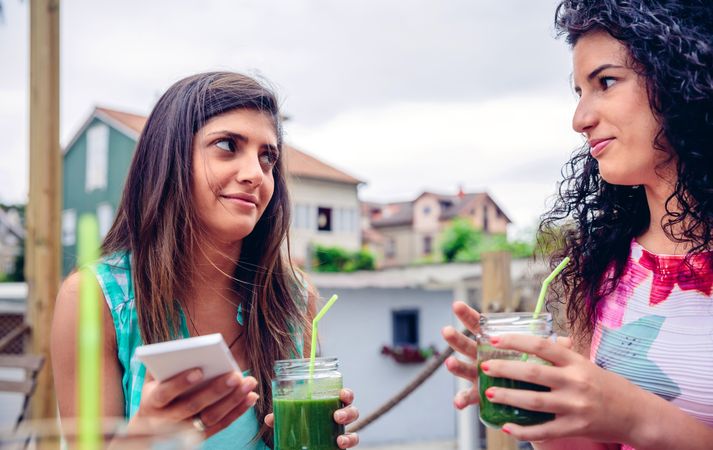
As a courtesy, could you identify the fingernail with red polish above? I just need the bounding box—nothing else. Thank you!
[480,362,490,372]
[501,425,511,435]
[485,388,495,399]
[490,337,500,345]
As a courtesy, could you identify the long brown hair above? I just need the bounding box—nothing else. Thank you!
[102,71,309,445]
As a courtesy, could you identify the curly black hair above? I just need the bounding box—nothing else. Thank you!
[540,0,713,339]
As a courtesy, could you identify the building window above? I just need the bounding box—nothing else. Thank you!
[85,124,109,192]
[97,203,114,238]
[61,209,76,246]
[317,207,332,232]
[331,207,356,233]
[423,206,431,215]
[423,235,432,255]
[385,238,396,258]
[393,310,419,346]
[307,205,317,230]
[334,207,344,232]
[345,208,352,232]
[294,204,308,229]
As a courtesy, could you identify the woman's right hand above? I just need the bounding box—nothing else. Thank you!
[441,300,482,410]
[131,368,259,438]
[441,301,575,411]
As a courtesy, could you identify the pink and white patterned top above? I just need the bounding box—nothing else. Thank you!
[590,240,713,450]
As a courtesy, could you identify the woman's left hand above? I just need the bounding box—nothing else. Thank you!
[265,388,360,448]
[483,333,646,444]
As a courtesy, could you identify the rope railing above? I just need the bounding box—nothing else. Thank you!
[347,328,474,433]
[0,323,30,353]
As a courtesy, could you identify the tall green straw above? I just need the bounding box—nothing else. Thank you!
[522,256,570,362]
[308,294,339,396]
[533,256,570,319]
[77,215,102,450]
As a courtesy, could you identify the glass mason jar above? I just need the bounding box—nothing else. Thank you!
[272,357,345,450]
[477,312,555,428]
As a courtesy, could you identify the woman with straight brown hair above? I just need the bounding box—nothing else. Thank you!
[51,72,360,449]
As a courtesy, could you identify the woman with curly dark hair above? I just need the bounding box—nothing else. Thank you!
[443,1,713,449]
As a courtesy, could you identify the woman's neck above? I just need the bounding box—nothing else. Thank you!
[639,178,692,255]
[186,237,242,303]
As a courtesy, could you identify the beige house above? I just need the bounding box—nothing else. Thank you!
[284,146,363,265]
[363,191,511,267]
[62,106,362,270]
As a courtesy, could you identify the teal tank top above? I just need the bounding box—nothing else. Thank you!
[93,252,305,449]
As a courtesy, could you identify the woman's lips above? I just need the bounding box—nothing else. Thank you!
[220,195,257,209]
[589,138,613,157]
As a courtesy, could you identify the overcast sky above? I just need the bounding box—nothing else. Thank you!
[0,0,583,234]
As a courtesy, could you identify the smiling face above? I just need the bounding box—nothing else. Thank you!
[191,108,279,245]
[572,31,672,186]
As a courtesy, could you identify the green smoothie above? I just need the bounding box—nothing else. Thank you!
[273,397,344,450]
[478,364,555,427]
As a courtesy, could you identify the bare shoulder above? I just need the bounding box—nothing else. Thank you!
[52,270,116,350]
[53,272,82,325]
[52,270,123,417]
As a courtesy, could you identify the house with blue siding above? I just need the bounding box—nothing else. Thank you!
[61,106,363,275]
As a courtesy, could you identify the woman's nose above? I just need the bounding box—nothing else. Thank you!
[572,97,598,135]
[236,153,264,186]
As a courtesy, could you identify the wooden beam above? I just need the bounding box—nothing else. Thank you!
[482,251,518,450]
[27,0,61,420]
[482,251,513,313]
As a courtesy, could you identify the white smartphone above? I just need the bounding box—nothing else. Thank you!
[135,333,241,382]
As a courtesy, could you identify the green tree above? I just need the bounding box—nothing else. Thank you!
[313,245,376,272]
[440,218,482,262]
[441,218,535,262]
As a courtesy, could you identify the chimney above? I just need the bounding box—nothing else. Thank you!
[457,184,465,199]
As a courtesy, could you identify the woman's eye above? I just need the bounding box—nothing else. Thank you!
[215,139,235,152]
[259,151,278,167]
[600,76,617,90]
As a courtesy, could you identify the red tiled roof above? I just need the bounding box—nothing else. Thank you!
[96,107,147,135]
[92,106,362,185]
[283,145,362,185]
[366,190,512,228]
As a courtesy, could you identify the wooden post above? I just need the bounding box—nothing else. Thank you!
[482,251,513,313]
[26,0,61,420]
[482,251,517,450]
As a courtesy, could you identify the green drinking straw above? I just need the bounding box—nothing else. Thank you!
[533,256,570,319]
[77,215,102,450]
[522,256,570,362]
[308,294,339,395]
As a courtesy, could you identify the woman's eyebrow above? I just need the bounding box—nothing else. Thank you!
[206,130,248,143]
[587,63,625,81]
[573,64,625,92]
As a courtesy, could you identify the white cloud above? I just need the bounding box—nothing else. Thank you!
[285,95,583,228]
[1,0,579,225]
